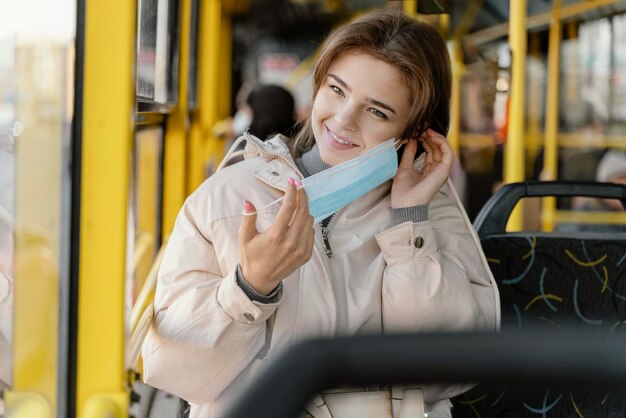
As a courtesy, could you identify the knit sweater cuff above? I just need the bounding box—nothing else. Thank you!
[390,205,429,225]
[236,264,282,304]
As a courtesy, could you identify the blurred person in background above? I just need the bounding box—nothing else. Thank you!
[217,83,297,166]
[245,84,297,141]
[595,149,626,208]
[560,148,626,233]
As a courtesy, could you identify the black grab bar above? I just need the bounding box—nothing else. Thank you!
[222,330,626,418]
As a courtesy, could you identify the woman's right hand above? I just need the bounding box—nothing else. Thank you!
[239,178,315,295]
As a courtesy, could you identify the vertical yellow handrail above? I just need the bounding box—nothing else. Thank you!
[448,37,464,156]
[541,0,563,232]
[403,0,417,17]
[163,0,192,238]
[188,0,225,194]
[203,0,228,179]
[438,13,450,38]
[505,0,527,231]
[6,225,57,418]
[4,391,51,418]
[77,0,136,416]
[187,0,218,195]
[527,32,542,159]
[218,17,233,130]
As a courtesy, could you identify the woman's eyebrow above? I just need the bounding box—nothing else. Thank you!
[329,73,351,92]
[366,97,397,115]
[328,73,397,115]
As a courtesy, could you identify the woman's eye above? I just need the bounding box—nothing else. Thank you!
[369,108,388,119]
[330,85,344,96]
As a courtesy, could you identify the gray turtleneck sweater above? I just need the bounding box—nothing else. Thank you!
[237,144,429,303]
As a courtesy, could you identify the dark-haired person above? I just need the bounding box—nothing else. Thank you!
[224,84,297,166]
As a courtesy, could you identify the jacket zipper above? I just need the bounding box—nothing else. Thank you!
[247,133,339,257]
[321,213,338,258]
[246,132,306,179]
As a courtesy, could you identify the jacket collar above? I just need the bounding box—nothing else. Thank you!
[241,132,293,162]
[240,133,303,193]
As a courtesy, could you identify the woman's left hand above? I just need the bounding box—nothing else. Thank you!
[391,129,453,208]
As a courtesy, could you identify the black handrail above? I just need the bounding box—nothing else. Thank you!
[222,330,626,418]
[473,181,626,237]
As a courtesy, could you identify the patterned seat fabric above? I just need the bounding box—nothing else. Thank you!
[453,233,626,418]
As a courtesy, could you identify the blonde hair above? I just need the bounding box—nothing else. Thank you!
[290,9,452,157]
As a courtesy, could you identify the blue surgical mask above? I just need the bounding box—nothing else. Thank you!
[249,137,403,223]
[301,137,400,222]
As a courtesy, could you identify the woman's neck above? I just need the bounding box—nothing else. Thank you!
[295,144,330,178]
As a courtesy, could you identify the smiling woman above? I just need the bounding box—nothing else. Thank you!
[142,10,499,418]
[291,10,452,161]
[311,52,410,166]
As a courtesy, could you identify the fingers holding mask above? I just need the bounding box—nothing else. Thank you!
[273,177,299,230]
[239,177,314,294]
[289,181,315,261]
[290,181,314,230]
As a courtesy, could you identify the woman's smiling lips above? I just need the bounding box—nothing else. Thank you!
[326,126,357,150]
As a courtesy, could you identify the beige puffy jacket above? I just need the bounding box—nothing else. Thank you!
[142,135,500,418]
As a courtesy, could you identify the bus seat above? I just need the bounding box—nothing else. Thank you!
[452,181,626,418]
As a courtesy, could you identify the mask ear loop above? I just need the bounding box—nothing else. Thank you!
[394,138,407,150]
[242,185,306,217]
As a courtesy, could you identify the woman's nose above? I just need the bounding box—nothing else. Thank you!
[334,102,357,130]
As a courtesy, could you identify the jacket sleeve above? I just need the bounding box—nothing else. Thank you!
[375,188,498,402]
[376,188,496,332]
[141,193,280,404]
[375,220,481,331]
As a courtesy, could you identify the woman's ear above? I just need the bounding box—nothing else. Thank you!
[396,137,424,165]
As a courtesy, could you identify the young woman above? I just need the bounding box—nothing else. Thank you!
[142,10,499,418]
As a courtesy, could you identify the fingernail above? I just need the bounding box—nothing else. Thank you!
[288,177,295,185]
[243,200,253,213]
[295,180,302,187]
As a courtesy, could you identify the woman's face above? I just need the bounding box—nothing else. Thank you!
[311,52,411,166]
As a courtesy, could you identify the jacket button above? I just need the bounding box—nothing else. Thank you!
[244,312,255,321]
[413,236,424,248]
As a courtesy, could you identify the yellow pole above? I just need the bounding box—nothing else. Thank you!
[188,0,223,194]
[505,0,527,231]
[448,37,464,156]
[438,13,450,38]
[527,32,542,162]
[163,0,192,238]
[76,0,135,415]
[541,0,563,232]
[203,9,232,167]
[404,0,417,17]
[218,18,232,121]
[7,230,58,418]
